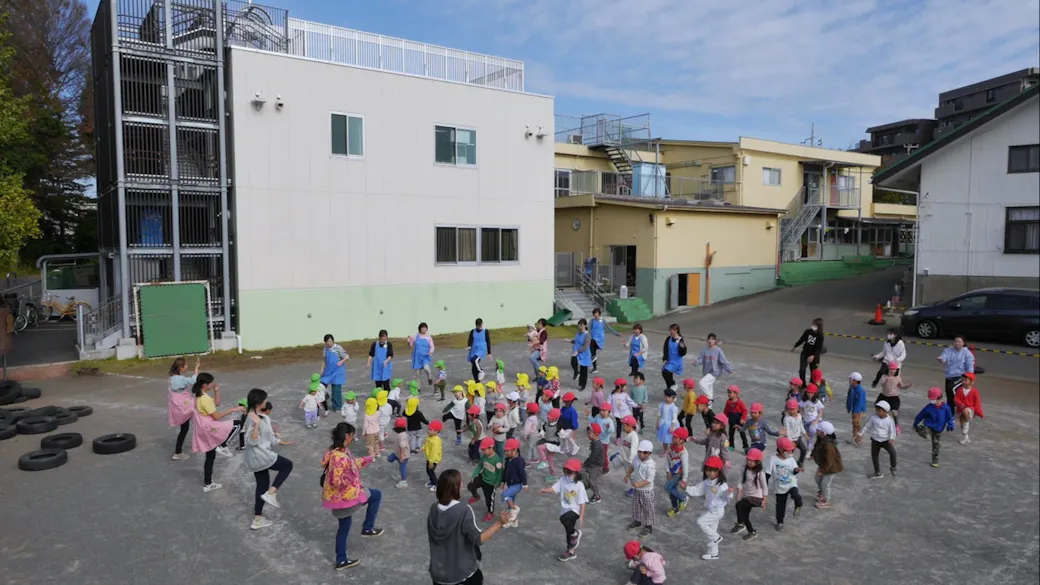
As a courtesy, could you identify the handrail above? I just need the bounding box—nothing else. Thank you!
[574,264,607,309]
[78,296,123,349]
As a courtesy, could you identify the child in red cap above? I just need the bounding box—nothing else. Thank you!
[953,372,983,444]
[781,398,809,470]
[768,437,802,531]
[466,405,486,463]
[690,413,731,477]
[685,455,734,560]
[695,394,716,430]
[629,373,649,431]
[612,415,641,497]
[723,385,749,452]
[581,424,606,503]
[731,447,768,541]
[523,402,541,466]
[913,387,954,466]
[623,540,667,584]
[586,377,607,418]
[540,457,588,562]
[386,417,410,488]
[468,436,504,522]
[423,420,443,490]
[877,361,912,435]
[745,402,781,454]
[678,378,699,434]
[610,379,639,441]
[537,408,563,480]
[786,377,803,404]
[591,402,615,475]
[665,427,691,517]
[500,437,527,527]
[800,384,826,451]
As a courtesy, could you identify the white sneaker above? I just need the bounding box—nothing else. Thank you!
[260,492,280,508]
[203,483,222,493]
[250,517,273,530]
[172,453,190,461]
[395,480,408,488]
[701,552,719,561]
[958,435,970,444]
[478,371,486,382]
[215,446,233,457]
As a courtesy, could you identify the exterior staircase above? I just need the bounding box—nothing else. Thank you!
[779,186,821,261]
[554,288,603,321]
[606,297,653,324]
[603,144,634,174]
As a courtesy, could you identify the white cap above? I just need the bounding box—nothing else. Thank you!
[817,421,835,435]
[638,440,654,452]
[507,391,520,401]
[876,400,891,412]
[849,372,863,382]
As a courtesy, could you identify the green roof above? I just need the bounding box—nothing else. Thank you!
[875,84,1040,185]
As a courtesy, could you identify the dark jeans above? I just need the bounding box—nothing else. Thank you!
[175,421,190,454]
[442,413,462,434]
[871,439,897,474]
[614,417,624,440]
[775,487,803,524]
[254,455,294,516]
[727,412,748,449]
[590,340,601,369]
[468,441,480,462]
[434,569,484,585]
[426,462,438,485]
[203,424,241,484]
[871,362,889,387]
[797,351,820,384]
[560,510,579,550]
[736,497,762,533]
[629,356,641,376]
[335,488,382,563]
[633,407,645,431]
[628,570,656,585]
[661,369,676,390]
[678,412,695,435]
[795,438,807,468]
[376,380,391,391]
[468,476,495,514]
[570,357,588,390]
[944,377,960,412]
[330,384,344,411]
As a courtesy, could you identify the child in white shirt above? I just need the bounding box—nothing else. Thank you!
[800,385,825,450]
[768,437,802,530]
[625,440,657,538]
[685,456,734,560]
[341,391,359,425]
[387,381,403,417]
[539,458,588,562]
[377,391,393,446]
[781,398,809,470]
[855,399,898,478]
[299,388,319,429]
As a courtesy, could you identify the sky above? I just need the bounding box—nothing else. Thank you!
[89,0,1039,149]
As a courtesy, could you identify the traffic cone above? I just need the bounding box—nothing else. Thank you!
[969,345,985,375]
[868,304,886,326]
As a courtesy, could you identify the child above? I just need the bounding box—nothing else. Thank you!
[695,395,716,430]
[629,374,649,431]
[655,390,680,456]
[539,458,587,562]
[855,400,898,478]
[810,420,842,508]
[547,367,562,407]
[745,402,781,453]
[433,360,448,401]
[781,399,809,470]
[495,359,507,388]
[785,377,803,404]
[466,317,492,382]
[678,378,698,435]
[810,368,834,402]
[611,416,640,497]
[610,380,638,440]
[591,402,615,475]
[914,387,955,467]
[569,318,593,391]
[692,333,734,406]
[877,362,912,434]
[558,392,581,456]
[534,366,549,403]
[311,374,328,418]
[484,382,499,424]
[800,384,825,450]
[500,437,528,527]
[537,408,562,479]
[730,448,768,541]
[489,403,510,461]
[423,420,443,491]
[523,402,541,466]
[625,324,649,377]
[623,540,667,585]
[768,437,802,531]
[405,396,429,453]
[376,390,392,450]
[723,385,749,452]
[300,385,320,429]
[506,392,522,439]
[471,382,488,422]
[341,391,359,425]
[468,436,504,522]
[386,417,410,488]
[691,413,731,475]
[586,377,606,418]
[953,372,983,444]
[362,397,381,457]
[466,405,488,463]
[539,390,555,426]
[441,386,467,446]
[408,322,435,386]
[581,424,605,503]
[685,456,733,560]
[846,372,867,441]
[516,373,532,413]
[387,379,403,417]
[366,330,394,391]
[625,440,657,538]
[665,427,690,517]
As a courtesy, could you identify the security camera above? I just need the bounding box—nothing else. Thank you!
[536,124,546,138]
[525,124,533,138]
[275,95,284,109]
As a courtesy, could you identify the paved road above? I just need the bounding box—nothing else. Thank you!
[3,321,79,368]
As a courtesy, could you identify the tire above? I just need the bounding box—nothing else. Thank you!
[1024,329,1040,349]
[53,411,79,426]
[0,408,12,427]
[93,433,137,455]
[20,387,42,399]
[0,380,22,406]
[12,395,30,404]
[16,416,58,435]
[18,448,68,471]
[0,424,16,440]
[13,314,27,332]
[6,407,30,421]
[915,320,938,339]
[41,432,83,450]
[25,406,60,418]
[67,405,93,417]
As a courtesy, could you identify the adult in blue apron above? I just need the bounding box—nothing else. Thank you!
[321,334,348,411]
[467,318,491,381]
[570,319,593,391]
[588,307,620,374]
[661,324,687,391]
[368,330,394,391]
[410,322,434,386]
[627,324,648,376]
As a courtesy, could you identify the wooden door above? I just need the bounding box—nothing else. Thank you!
[687,273,701,307]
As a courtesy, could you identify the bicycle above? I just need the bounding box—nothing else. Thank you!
[39,294,91,322]
[13,296,40,332]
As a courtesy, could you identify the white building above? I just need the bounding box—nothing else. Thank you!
[877,85,1039,304]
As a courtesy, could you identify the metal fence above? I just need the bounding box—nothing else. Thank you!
[556,169,727,202]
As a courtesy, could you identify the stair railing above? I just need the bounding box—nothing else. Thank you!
[78,296,123,349]
[574,263,607,309]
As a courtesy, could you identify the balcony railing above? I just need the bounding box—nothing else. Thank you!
[556,170,727,202]
[286,18,524,92]
[828,188,861,209]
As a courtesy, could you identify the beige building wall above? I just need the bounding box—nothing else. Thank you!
[655,211,779,269]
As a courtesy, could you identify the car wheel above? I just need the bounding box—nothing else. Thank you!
[16,416,58,435]
[53,411,79,426]
[41,432,83,450]
[0,424,16,441]
[1024,329,1040,349]
[916,320,938,339]
[18,448,69,471]
[0,380,21,405]
[93,433,137,455]
[67,405,93,417]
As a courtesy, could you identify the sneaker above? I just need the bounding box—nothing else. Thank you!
[958,435,970,444]
[589,495,602,504]
[728,445,735,452]
[483,512,494,522]
[815,499,830,509]
[525,462,534,468]
[395,481,408,489]
[215,446,233,457]
[895,424,902,436]
[537,461,549,470]
[701,552,719,561]
[679,499,687,511]
[557,550,577,562]
[869,472,884,479]
[793,506,802,517]
[235,445,245,451]
[467,496,480,505]
[667,509,680,518]
[742,531,758,541]
[890,468,897,477]
[572,371,579,381]
[425,482,435,489]
[638,526,653,538]
[931,462,940,468]
[250,517,273,530]
[729,523,745,534]
[602,468,610,476]
[543,475,558,483]
[429,484,437,492]
[626,521,642,531]
[203,483,222,493]
[455,436,462,446]
[360,528,383,537]
[572,529,583,549]
[172,453,190,461]
[625,488,635,497]
[335,559,360,570]
[260,492,281,508]
[775,523,785,532]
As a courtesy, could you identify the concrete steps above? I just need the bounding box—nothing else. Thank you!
[607,297,653,324]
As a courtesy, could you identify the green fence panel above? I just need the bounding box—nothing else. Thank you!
[139,283,209,358]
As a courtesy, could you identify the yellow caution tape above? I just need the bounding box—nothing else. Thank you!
[828,332,1039,358]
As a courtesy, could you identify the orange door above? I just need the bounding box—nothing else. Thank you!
[687,273,701,307]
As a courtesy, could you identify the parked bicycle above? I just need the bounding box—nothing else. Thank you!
[39,294,91,322]
[13,296,40,332]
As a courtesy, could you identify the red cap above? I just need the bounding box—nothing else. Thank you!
[695,395,710,405]
[593,377,605,386]
[682,378,695,389]
[727,385,740,394]
[548,408,561,421]
[563,458,582,472]
[429,420,444,432]
[394,417,406,428]
[790,377,803,386]
[750,402,764,413]
[963,372,976,381]
[543,389,555,399]
[672,427,689,440]
[562,392,576,402]
[479,437,495,449]
[467,405,481,416]
[704,455,725,470]
[589,423,602,435]
[504,438,520,451]
[614,377,628,387]
[785,398,799,410]
[624,540,642,560]
[526,402,539,414]
[806,383,819,394]
[495,402,507,411]
[599,402,612,412]
[746,447,764,461]
[621,415,637,427]
[928,387,942,400]
[811,369,823,382]
[777,437,795,452]
[713,413,728,425]
[887,361,900,371]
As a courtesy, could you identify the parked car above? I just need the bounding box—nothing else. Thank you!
[901,288,1040,348]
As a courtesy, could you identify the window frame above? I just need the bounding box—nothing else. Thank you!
[435,224,519,265]
[1004,205,1040,254]
[330,112,365,159]
[985,88,997,103]
[554,169,572,197]
[762,167,782,186]
[433,124,478,168]
[1007,144,1040,174]
[711,165,736,184]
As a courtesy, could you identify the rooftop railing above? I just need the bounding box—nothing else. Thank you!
[556,170,727,202]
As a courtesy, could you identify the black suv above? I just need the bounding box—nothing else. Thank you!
[900,287,1040,348]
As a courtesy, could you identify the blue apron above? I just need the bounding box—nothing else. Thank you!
[371,342,392,382]
[630,335,645,368]
[322,347,346,385]
[412,336,432,370]
[573,331,592,367]
[589,319,606,347]
[469,328,488,360]
[664,337,683,375]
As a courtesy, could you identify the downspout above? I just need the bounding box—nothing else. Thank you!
[704,242,715,305]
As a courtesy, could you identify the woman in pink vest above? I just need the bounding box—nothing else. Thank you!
[321,422,384,570]
[191,373,245,492]
[168,356,200,460]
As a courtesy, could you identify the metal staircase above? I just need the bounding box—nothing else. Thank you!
[603,144,634,174]
[780,186,821,261]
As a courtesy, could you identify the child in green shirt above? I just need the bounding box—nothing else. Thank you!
[467,436,504,522]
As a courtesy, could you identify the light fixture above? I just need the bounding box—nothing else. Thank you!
[251,91,267,111]
[536,124,546,139]
[525,124,533,139]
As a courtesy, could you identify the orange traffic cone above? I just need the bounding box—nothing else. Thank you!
[868,304,886,326]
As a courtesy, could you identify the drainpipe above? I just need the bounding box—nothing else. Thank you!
[821,162,834,260]
[704,242,715,305]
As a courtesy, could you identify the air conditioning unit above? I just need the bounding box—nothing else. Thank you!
[567,134,583,145]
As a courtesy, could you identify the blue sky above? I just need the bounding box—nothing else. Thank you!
[90,0,1039,149]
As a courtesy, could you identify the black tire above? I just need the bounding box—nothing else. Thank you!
[53,411,79,426]
[0,424,16,440]
[93,433,137,455]
[6,407,30,421]
[16,416,58,435]
[20,387,41,399]
[0,408,13,427]
[18,448,68,471]
[915,320,938,339]
[67,405,93,417]
[12,395,29,403]
[25,406,60,417]
[1024,329,1040,349]
[0,380,22,406]
[41,432,83,450]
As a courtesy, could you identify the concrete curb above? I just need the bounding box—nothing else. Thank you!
[3,361,75,382]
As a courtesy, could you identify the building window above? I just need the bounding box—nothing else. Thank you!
[1005,207,1040,254]
[1008,144,1040,173]
[554,170,571,197]
[331,113,364,157]
[436,226,517,264]
[480,227,519,263]
[435,226,477,263]
[836,175,855,190]
[711,165,735,184]
[435,125,476,166]
[985,89,997,103]
[762,167,781,186]
[953,99,964,111]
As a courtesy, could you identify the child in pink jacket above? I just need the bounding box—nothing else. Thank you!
[623,540,666,584]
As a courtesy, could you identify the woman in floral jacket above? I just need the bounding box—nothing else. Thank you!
[322,422,384,570]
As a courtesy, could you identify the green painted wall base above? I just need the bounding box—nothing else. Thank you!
[634,265,777,315]
[238,280,554,350]
[777,257,913,287]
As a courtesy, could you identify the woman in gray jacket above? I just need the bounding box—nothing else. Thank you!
[428,469,510,585]
[244,388,294,531]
